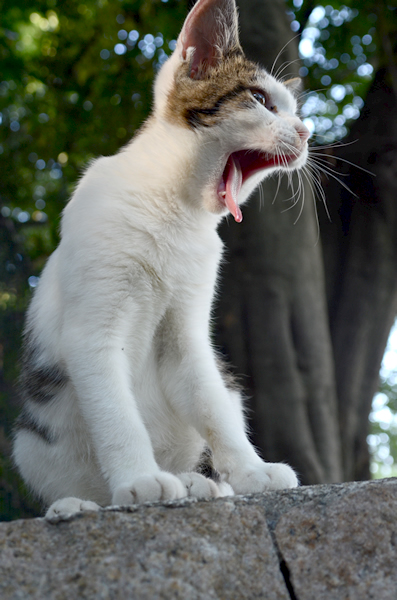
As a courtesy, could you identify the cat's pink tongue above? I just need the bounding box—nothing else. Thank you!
[225,155,243,223]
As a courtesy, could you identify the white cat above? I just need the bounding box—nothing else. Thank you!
[13,0,309,520]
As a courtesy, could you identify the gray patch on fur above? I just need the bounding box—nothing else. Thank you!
[196,446,221,483]
[15,409,55,444]
[20,362,69,404]
[19,334,69,405]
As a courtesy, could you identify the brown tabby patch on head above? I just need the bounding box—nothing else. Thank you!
[166,49,262,129]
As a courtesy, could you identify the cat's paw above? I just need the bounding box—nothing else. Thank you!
[45,497,100,521]
[112,472,187,505]
[229,462,298,495]
[177,472,233,499]
[217,481,235,497]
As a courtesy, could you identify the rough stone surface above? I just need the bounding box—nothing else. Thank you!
[0,497,288,600]
[1,479,397,599]
[273,479,397,600]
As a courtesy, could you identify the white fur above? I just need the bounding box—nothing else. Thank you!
[13,0,307,521]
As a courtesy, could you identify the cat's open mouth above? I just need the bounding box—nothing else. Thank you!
[217,150,296,223]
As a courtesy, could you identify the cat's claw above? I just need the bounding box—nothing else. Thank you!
[177,472,234,499]
[228,462,298,495]
[112,472,187,505]
[45,497,100,521]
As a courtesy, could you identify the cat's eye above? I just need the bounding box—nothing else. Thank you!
[251,90,277,112]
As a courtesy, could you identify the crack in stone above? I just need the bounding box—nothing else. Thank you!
[279,558,298,600]
[263,511,299,600]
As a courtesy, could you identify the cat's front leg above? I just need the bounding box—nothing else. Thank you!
[204,398,298,495]
[207,395,299,495]
[211,392,298,493]
[164,331,298,495]
[60,297,189,507]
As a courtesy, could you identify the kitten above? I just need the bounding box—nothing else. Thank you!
[13,0,309,520]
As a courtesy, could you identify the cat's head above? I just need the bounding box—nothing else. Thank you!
[154,0,310,222]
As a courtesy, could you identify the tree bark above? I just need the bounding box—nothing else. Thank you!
[216,0,397,485]
[216,0,343,484]
[320,67,397,481]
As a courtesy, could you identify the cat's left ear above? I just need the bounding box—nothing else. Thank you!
[283,77,303,97]
[177,0,241,79]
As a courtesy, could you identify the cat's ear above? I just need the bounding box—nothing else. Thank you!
[177,0,240,79]
[283,77,303,97]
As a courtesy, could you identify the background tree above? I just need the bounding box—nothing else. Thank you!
[216,0,397,484]
[0,0,396,519]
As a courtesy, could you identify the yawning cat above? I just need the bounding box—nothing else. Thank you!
[13,0,309,519]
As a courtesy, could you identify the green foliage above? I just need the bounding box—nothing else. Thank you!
[286,0,397,143]
[1,0,187,242]
[0,0,187,520]
[369,373,397,479]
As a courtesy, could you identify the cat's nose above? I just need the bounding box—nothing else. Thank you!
[297,124,310,143]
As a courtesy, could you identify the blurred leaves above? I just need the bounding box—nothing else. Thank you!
[369,376,397,479]
[286,0,397,143]
[0,0,187,520]
[0,0,187,348]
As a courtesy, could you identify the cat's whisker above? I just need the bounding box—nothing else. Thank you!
[309,150,376,177]
[307,158,359,198]
[308,138,359,150]
[296,172,307,222]
[275,59,305,81]
[282,178,302,210]
[295,88,327,103]
[293,174,305,225]
[281,139,299,153]
[270,33,301,77]
[310,168,331,226]
[303,162,334,224]
[258,183,265,211]
[298,87,328,98]
[307,135,350,148]
[308,155,351,178]
[281,171,301,205]
[272,171,282,205]
[301,166,322,244]
[280,148,291,171]
[307,164,327,203]
[305,164,331,220]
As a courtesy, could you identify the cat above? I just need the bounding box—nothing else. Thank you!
[13,0,309,520]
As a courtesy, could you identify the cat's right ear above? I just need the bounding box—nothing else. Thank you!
[177,0,240,79]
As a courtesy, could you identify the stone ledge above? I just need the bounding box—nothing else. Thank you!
[1,479,396,599]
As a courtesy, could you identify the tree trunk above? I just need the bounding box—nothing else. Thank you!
[320,67,397,481]
[216,0,397,484]
[216,0,343,484]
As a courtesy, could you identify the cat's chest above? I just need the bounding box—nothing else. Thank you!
[156,224,223,293]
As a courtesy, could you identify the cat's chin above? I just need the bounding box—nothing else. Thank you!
[215,149,301,223]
